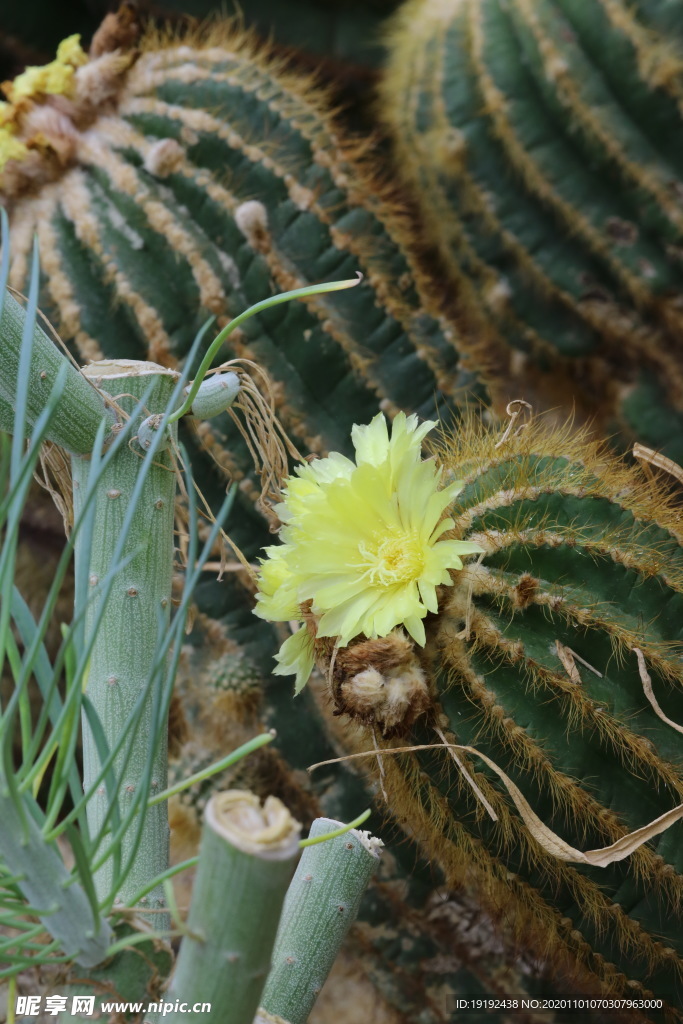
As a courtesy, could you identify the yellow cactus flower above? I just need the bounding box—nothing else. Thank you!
[55,34,89,69]
[254,412,484,692]
[8,35,88,103]
[0,127,29,171]
[0,34,90,175]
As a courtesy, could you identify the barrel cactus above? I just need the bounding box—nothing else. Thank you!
[380,0,683,463]
[254,407,683,1016]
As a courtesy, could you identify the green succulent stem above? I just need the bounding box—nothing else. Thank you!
[260,817,382,1024]
[0,290,115,454]
[158,790,301,1024]
[70,359,181,927]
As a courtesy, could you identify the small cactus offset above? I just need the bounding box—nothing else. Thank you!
[256,409,683,1017]
[380,0,683,461]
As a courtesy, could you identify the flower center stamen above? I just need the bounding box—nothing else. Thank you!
[362,533,424,587]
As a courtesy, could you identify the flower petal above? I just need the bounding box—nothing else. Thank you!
[273,627,316,694]
[403,614,426,646]
[352,412,390,466]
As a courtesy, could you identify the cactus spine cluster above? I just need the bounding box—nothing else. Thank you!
[380,0,683,462]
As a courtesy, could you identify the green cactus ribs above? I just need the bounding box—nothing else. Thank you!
[314,414,683,1018]
[380,0,683,460]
